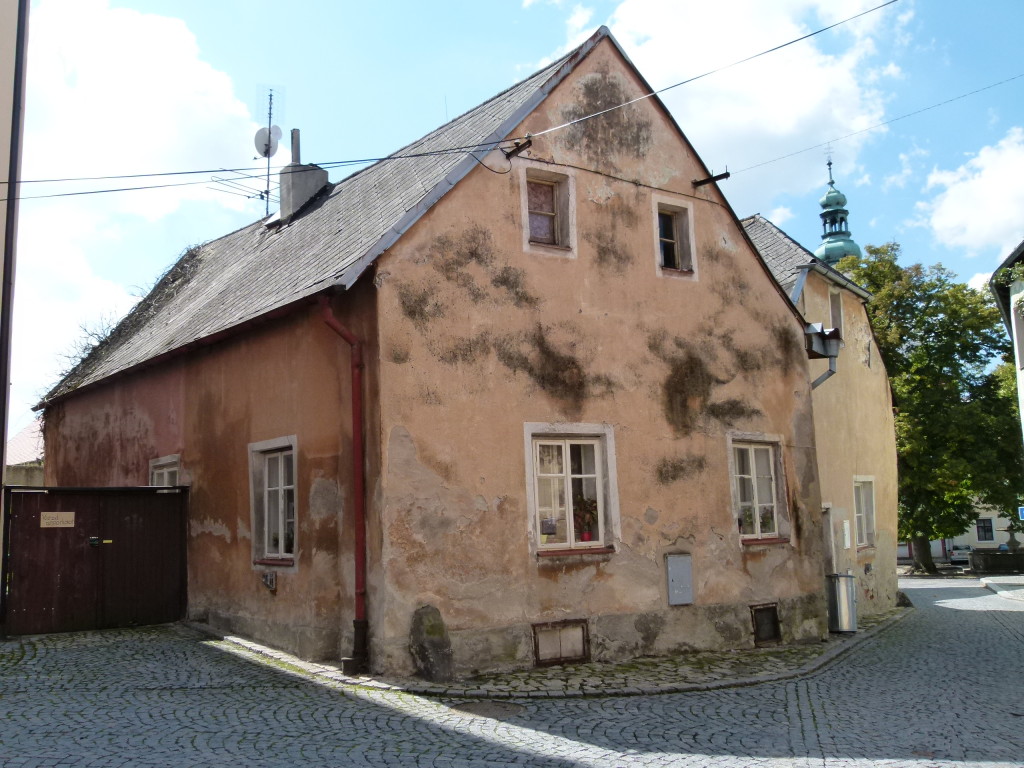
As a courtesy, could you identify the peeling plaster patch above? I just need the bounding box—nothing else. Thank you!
[237,520,251,541]
[644,507,660,525]
[190,517,232,542]
[560,67,652,170]
[656,455,707,485]
[397,282,445,328]
[309,476,342,522]
[635,612,665,652]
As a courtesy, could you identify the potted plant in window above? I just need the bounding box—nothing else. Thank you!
[573,496,598,542]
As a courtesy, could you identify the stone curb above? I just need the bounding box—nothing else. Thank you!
[981,578,1024,602]
[187,608,912,701]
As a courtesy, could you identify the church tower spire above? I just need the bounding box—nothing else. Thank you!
[814,160,862,266]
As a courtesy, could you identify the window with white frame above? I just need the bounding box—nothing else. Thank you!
[520,163,575,254]
[652,195,696,277]
[149,454,180,486]
[250,436,297,563]
[732,442,780,539]
[853,477,875,547]
[525,423,618,551]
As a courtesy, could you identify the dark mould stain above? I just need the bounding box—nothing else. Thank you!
[706,399,761,427]
[656,455,707,485]
[773,322,804,373]
[491,266,539,308]
[495,324,613,416]
[438,332,492,365]
[560,67,652,169]
[584,231,632,272]
[397,282,445,328]
[390,344,410,364]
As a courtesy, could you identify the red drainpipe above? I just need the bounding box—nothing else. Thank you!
[319,294,368,673]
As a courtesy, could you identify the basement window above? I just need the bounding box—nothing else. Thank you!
[533,619,589,665]
[751,604,781,645]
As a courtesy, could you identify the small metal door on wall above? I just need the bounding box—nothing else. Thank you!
[0,487,187,636]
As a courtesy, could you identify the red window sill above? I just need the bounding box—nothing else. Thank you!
[741,537,790,546]
[254,558,295,567]
[538,546,615,557]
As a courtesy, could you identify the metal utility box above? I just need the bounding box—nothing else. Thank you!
[666,553,694,606]
[826,573,857,632]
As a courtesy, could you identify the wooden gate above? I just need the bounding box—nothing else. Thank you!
[0,487,187,636]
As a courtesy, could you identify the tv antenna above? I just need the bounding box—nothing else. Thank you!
[254,89,282,216]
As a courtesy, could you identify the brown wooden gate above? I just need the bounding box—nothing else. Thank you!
[0,487,187,636]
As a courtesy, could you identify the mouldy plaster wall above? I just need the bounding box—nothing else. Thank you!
[366,37,826,675]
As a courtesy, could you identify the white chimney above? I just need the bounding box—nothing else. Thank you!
[279,129,328,224]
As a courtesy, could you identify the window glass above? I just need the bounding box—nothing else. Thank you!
[528,181,557,244]
[659,212,678,269]
[733,443,779,538]
[534,438,603,548]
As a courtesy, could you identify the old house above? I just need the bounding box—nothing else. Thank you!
[40,28,830,676]
[742,169,898,622]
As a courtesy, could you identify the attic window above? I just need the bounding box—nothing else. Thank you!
[652,194,696,278]
[520,163,575,255]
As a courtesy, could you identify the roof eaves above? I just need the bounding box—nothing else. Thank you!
[990,237,1024,334]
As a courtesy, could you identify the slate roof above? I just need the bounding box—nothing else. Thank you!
[741,213,870,301]
[43,29,615,405]
[6,418,43,465]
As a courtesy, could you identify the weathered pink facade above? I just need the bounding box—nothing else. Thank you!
[44,30,829,675]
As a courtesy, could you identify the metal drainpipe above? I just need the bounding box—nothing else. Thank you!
[811,356,837,389]
[318,295,368,673]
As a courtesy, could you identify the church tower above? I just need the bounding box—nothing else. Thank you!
[814,160,862,265]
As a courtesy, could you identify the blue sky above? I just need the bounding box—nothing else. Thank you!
[12,0,1024,431]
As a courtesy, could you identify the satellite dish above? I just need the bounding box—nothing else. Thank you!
[255,125,282,158]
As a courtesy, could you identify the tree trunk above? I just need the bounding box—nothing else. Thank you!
[912,534,938,574]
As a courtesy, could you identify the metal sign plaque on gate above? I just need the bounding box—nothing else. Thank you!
[40,511,75,528]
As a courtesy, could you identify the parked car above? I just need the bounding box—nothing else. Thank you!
[948,544,972,566]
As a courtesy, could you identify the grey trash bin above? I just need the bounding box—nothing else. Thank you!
[826,573,857,632]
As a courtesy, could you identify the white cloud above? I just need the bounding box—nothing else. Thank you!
[919,127,1024,258]
[882,145,927,191]
[768,206,795,226]
[566,5,596,44]
[12,0,260,427]
[593,0,899,216]
[967,272,991,291]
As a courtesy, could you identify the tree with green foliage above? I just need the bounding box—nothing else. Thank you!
[837,243,1024,572]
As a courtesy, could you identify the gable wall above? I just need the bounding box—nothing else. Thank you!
[368,38,826,676]
[800,273,898,615]
[43,292,380,661]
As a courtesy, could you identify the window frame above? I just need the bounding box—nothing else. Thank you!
[652,194,697,280]
[728,433,788,542]
[149,454,180,486]
[853,476,875,548]
[524,422,619,554]
[519,161,576,256]
[249,435,298,566]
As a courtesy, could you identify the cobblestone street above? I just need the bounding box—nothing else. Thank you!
[1,577,1021,767]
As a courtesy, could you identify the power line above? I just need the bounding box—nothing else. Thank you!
[3,2,899,201]
[731,71,1024,175]
[531,0,899,138]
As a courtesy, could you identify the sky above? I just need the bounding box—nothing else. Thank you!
[10,0,1024,432]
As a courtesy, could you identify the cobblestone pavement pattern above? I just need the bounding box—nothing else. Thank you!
[1,577,1021,766]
